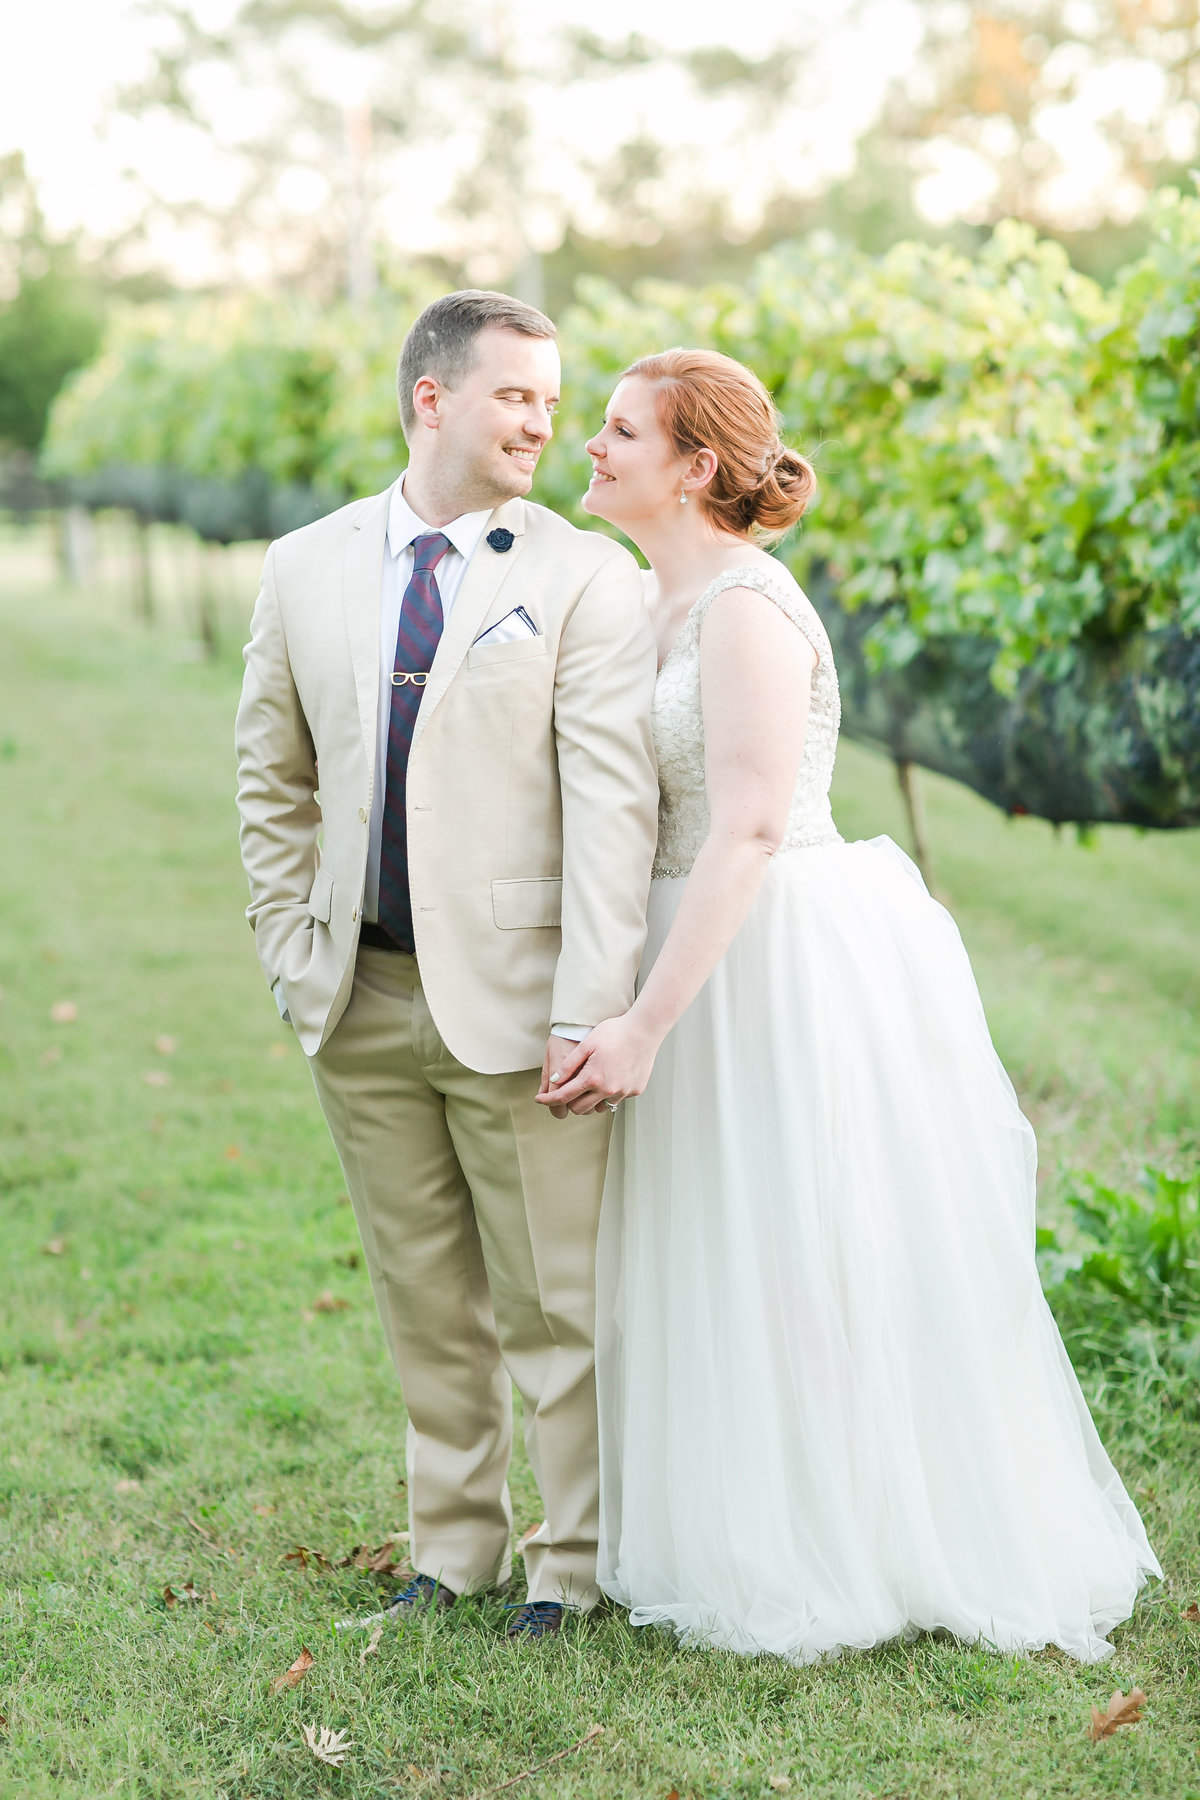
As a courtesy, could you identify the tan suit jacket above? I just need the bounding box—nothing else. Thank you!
[235,485,659,1070]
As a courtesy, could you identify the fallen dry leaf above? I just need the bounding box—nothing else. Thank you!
[311,1290,350,1313]
[353,1539,409,1576]
[39,1045,62,1068]
[269,1042,288,1059]
[224,1144,240,1159]
[1089,1687,1147,1741]
[115,1478,141,1493]
[665,1791,680,1800]
[50,1001,78,1023]
[360,1623,384,1664]
[515,1523,540,1555]
[769,1780,793,1793]
[1183,1604,1200,1623]
[484,1724,604,1796]
[336,1192,352,1206]
[270,1647,315,1694]
[163,1582,204,1608]
[254,1503,276,1516]
[154,1035,177,1055]
[283,1545,334,1573]
[301,1724,353,1767]
[142,1070,170,1088]
[290,1537,410,1580]
[41,1238,65,1256]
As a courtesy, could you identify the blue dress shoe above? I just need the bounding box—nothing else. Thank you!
[385,1573,457,1619]
[504,1600,564,1639]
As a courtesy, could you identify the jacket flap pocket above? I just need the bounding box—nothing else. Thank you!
[467,635,547,670]
[307,866,334,923]
[491,877,562,929]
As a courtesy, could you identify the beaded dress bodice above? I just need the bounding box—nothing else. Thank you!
[651,563,842,878]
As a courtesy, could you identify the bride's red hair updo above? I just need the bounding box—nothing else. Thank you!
[621,347,816,539]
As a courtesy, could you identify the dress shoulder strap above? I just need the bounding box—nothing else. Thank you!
[684,563,832,667]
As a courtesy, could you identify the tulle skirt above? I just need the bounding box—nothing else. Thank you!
[596,835,1159,1664]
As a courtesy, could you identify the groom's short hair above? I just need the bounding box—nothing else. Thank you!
[397,291,557,436]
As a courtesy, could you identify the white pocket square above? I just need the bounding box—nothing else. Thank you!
[473,606,540,647]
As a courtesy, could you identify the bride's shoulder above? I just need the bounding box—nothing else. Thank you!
[700,554,808,613]
[701,557,831,665]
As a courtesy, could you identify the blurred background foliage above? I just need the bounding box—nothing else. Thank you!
[6,0,1200,468]
[40,185,1200,680]
[4,0,1200,825]
[0,154,105,460]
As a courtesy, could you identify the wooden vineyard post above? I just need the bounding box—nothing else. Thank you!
[61,506,95,589]
[894,757,933,888]
[133,514,155,625]
[196,540,220,659]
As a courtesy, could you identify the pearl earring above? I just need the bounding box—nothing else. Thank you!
[679,490,688,506]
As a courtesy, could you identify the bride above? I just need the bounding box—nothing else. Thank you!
[537,347,1159,1664]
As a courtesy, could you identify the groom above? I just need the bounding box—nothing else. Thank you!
[235,290,658,1636]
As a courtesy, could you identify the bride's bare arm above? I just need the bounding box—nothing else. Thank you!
[539,585,815,1113]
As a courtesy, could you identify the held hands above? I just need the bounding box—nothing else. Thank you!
[538,1035,579,1120]
[535,1013,661,1116]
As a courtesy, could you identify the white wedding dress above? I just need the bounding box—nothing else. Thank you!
[595,562,1159,1665]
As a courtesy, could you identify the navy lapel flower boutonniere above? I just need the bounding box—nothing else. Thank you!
[487,528,514,553]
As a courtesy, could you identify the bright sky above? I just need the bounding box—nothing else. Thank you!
[5,0,922,278]
[5,0,1179,280]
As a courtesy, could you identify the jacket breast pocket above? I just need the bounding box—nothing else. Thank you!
[467,635,547,671]
[492,877,562,929]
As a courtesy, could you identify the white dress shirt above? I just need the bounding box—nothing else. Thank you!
[364,476,587,1043]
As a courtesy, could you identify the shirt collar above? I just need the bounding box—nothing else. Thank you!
[386,475,493,566]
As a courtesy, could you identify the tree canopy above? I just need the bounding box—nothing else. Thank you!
[0,155,104,455]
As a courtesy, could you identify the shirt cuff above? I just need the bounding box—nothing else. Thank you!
[550,1023,590,1042]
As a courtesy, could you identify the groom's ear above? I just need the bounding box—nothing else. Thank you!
[410,375,444,431]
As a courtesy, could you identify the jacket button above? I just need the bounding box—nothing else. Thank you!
[358,806,367,822]
[351,907,358,922]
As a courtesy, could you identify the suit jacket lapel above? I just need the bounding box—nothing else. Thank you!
[342,485,392,776]
[410,496,528,757]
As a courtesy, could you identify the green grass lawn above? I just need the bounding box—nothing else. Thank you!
[1,521,1198,1799]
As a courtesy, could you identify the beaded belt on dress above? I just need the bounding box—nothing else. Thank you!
[652,829,842,878]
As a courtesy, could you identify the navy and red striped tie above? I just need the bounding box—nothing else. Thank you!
[377,531,451,952]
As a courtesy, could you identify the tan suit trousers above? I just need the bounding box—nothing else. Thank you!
[308,945,611,1608]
